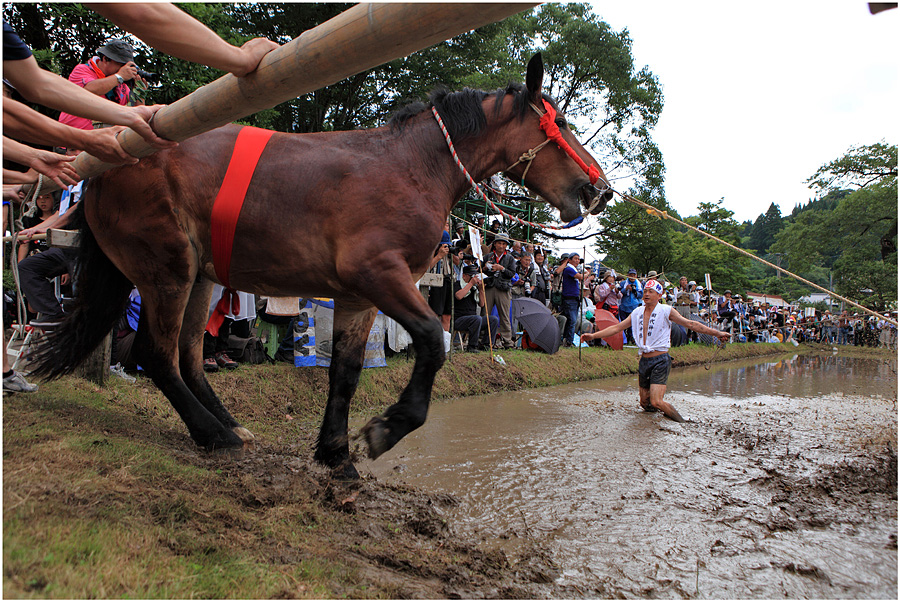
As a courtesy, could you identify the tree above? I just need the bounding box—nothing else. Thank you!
[667,198,750,291]
[806,141,897,192]
[772,143,897,310]
[748,202,784,253]
[591,182,675,274]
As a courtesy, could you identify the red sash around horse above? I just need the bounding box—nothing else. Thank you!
[206,126,275,336]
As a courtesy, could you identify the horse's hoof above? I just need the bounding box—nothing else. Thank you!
[361,417,392,460]
[233,426,256,450]
[332,461,361,482]
[202,428,245,454]
[211,445,247,459]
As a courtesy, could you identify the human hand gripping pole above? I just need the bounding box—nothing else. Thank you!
[25,3,537,196]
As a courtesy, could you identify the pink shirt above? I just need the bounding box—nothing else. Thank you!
[594,281,622,307]
[58,58,130,131]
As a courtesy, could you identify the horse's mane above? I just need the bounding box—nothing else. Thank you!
[388,82,556,140]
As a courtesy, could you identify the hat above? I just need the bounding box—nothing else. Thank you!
[97,39,134,64]
[647,270,658,278]
[645,279,664,295]
[440,230,451,245]
[455,222,465,231]
[724,290,732,295]
[688,280,696,286]
[559,253,570,261]
[568,252,580,260]
[462,265,480,276]
[605,269,616,280]
[627,268,637,275]
[492,231,510,245]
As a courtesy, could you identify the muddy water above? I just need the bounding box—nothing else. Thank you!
[361,354,898,598]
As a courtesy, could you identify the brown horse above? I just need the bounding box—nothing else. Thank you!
[33,54,611,478]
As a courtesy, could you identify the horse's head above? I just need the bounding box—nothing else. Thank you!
[501,54,613,223]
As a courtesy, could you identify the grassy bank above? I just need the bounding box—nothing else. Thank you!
[3,342,886,598]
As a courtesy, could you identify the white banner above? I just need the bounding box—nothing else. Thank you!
[468,226,484,261]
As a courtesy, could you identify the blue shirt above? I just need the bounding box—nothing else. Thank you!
[3,22,33,61]
[619,278,643,312]
[561,265,580,297]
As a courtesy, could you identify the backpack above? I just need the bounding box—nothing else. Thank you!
[226,334,273,364]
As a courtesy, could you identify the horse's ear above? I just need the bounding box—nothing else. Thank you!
[525,53,544,101]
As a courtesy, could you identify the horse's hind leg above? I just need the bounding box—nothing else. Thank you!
[178,278,255,447]
[133,284,244,451]
[314,305,378,479]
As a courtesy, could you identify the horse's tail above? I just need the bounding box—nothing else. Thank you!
[29,201,133,380]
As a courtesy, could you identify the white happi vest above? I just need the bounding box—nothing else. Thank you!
[630,303,674,354]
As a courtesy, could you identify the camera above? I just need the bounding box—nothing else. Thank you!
[136,68,158,82]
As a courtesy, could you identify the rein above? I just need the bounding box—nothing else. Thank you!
[431,101,607,232]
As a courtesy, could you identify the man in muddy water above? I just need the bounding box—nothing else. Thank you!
[580,279,731,422]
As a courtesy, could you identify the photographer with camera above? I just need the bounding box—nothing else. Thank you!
[453,265,499,352]
[531,248,551,305]
[58,40,145,131]
[481,231,517,349]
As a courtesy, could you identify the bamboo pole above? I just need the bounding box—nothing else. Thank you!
[31,3,537,194]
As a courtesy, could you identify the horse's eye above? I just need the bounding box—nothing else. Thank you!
[555,118,567,129]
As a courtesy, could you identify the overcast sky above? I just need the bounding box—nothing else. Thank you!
[583,0,897,225]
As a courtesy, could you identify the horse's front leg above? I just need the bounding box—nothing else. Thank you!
[360,281,445,460]
[314,304,378,479]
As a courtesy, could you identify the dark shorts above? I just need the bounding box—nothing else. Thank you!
[638,353,671,389]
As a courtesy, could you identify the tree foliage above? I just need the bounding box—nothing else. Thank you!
[748,202,784,253]
[772,143,897,310]
[806,141,897,192]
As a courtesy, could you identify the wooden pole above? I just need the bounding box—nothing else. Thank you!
[37,3,537,193]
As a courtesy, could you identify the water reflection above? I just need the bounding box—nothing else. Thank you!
[677,353,897,399]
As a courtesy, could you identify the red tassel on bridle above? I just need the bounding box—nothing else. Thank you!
[536,99,601,185]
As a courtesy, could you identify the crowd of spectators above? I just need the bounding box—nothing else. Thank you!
[3,8,278,391]
[422,219,898,353]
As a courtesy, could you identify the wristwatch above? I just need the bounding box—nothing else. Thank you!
[115,74,124,85]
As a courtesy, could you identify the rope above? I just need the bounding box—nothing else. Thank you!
[614,189,899,328]
[705,339,725,370]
